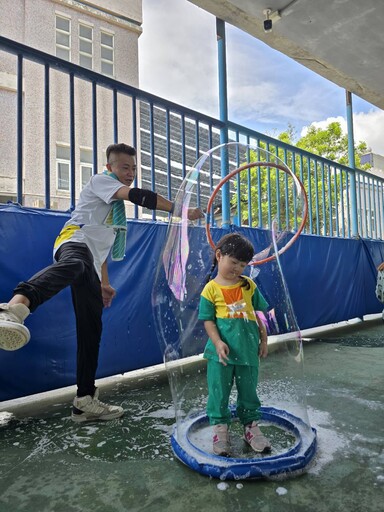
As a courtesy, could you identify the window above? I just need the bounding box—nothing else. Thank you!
[79,23,93,70]
[56,15,71,61]
[56,145,70,191]
[80,149,93,189]
[101,31,114,76]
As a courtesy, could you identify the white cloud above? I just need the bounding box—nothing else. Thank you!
[140,0,384,150]
[300,110,384,156]
[300,116,347,135]
[223,25,347,131]
[354,110,384,155]
[139,0,218,116]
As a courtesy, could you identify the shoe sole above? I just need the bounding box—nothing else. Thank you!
[0,322,30,351]
[249,445,272,454]
[213,442,231,457]
[213,449,231,457]
[71,410,124,422]
[243,436,272,454]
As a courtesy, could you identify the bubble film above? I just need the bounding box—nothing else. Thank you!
[152,143,316,479]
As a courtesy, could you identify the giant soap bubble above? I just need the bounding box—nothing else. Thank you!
[152,142,317,480]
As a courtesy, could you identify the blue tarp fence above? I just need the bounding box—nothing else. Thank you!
[1,205,383,401]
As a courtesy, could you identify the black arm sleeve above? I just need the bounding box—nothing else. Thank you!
[128,188,158,210]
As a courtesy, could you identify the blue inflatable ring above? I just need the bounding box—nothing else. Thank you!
[171,406,317,480]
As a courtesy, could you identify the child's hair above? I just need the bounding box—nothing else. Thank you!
[207,233,255,288]
[106,143,136,163]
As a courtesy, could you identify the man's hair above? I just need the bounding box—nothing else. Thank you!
[106,143,136,163]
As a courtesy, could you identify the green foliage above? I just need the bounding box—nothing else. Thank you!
[296,122,370,169]
[232,147,300,232]
[231,121,372,235]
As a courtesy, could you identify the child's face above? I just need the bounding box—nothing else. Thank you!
[216,251,248,281]
[107,152,136,187]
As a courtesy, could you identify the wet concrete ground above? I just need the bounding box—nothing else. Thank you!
[0,319,383,512]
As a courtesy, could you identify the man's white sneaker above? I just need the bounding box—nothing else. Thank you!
[0,303,31,351]
[71,388,124,422]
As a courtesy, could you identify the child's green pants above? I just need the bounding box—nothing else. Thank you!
[206,359,262,426]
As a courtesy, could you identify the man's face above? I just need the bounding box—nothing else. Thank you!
[107,152,136,187]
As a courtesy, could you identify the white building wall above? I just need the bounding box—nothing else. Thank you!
[0,0,142,212]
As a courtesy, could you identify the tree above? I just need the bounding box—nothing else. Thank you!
[232,121,371,236]
[293,122,370,169]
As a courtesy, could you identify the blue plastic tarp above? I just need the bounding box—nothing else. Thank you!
[0,205,383,401]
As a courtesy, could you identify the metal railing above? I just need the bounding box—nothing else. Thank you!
[0,35,383,239]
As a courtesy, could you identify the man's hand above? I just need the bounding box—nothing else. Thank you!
[378,262,384,271]
[187,207,204,221]
[101,284,116,308]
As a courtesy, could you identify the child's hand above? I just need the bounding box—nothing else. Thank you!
[215,340,230,366]
[259,341,268,359]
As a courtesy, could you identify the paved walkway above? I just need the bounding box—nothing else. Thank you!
[0,319,383,511]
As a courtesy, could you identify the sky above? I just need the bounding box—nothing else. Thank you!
[138,0,384,156]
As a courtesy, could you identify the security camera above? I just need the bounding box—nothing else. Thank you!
[263,8,273,33]
[263,19,272,32]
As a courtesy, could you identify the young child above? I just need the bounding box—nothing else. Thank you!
[198,232,271,456]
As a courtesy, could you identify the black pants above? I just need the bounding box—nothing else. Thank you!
[14,243,103,397]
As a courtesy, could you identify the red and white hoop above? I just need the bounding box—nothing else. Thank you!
[205,161,308,265]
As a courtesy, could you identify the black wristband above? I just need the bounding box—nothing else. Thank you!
[128,188,158,210]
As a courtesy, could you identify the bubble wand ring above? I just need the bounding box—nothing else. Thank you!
[205,161,308,265]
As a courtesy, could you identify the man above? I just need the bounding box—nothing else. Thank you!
[0,143,203,421]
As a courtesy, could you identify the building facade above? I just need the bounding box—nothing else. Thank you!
[0,0,142,211]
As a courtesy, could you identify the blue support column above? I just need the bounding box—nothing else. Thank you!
[346,90,359,237]
[216,18,230,228]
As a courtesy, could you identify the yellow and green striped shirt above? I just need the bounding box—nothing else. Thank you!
[198,276,268,366]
